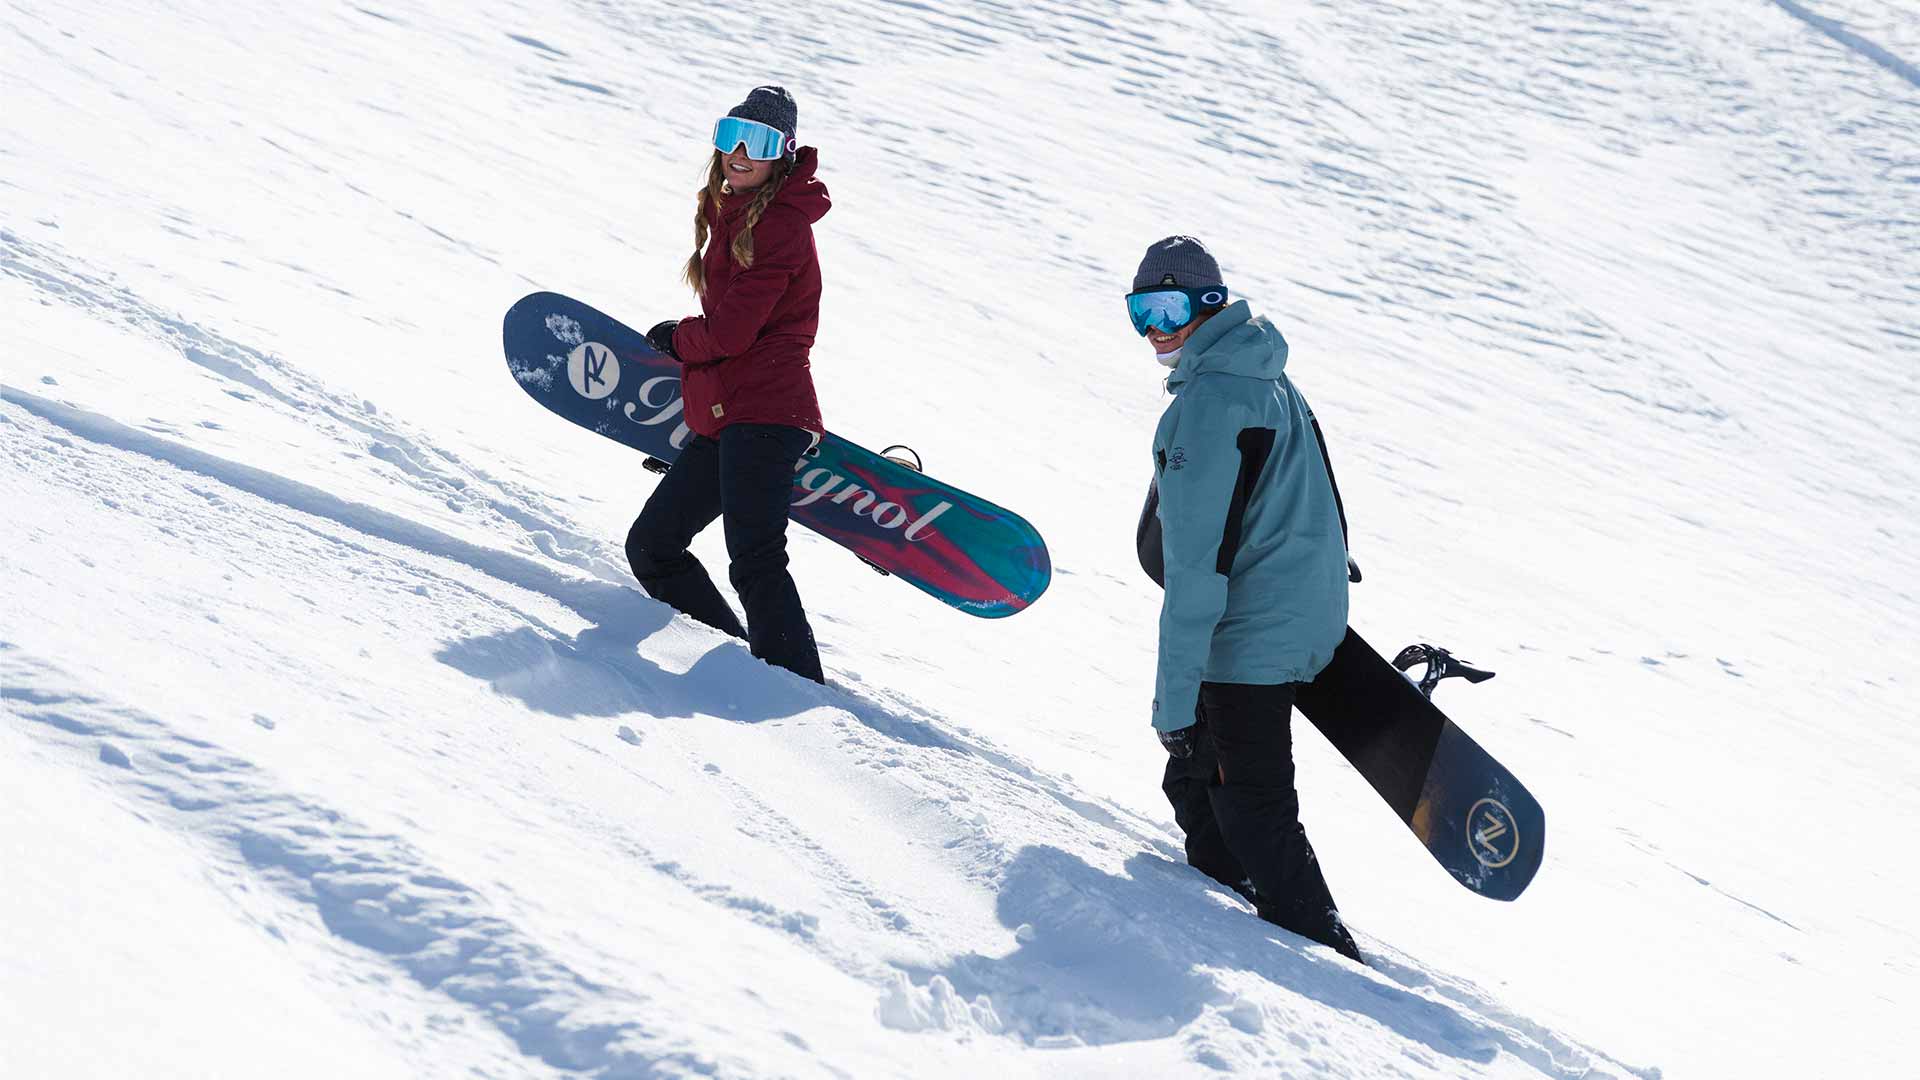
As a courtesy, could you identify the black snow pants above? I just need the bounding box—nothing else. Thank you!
[1162,681,1362,962]
[625,423,824,684]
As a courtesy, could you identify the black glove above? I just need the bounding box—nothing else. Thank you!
[1347,555,1362,583]
[1158,720,1200,759]
[1160,700,1210,758]
[645,319,680,359]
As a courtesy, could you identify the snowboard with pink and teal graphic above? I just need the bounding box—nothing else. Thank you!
[503,292,1051,618]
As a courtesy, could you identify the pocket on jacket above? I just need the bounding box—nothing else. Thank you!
[704,358,739,421]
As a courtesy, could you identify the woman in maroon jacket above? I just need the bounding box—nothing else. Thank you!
[631,86,829,683]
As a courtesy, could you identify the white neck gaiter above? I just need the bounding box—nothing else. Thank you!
[1155,347,1182,369]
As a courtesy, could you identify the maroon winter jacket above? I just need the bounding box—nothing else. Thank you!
[670,147,830,438]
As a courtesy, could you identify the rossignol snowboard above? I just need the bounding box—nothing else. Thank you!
[1138,482,1544,900]
[503,292,1051,618]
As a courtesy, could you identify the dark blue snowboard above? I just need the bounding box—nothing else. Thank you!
[1294,629,1544,900]
[503,292,1051,618]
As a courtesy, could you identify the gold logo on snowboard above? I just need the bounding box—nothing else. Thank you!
[1468,798,1519,869]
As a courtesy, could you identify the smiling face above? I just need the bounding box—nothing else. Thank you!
[721,145,777,192]
[1146,304,1227,363]
[1146,316,1203,359]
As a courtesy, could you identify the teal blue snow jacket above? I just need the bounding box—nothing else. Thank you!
[1150,300,1349,731]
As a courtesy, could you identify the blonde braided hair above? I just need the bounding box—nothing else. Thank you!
[682,151,794,296]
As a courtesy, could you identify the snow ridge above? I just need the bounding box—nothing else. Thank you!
[3,648,726,1078]
[0,227,628,587]
[6,385,632,629]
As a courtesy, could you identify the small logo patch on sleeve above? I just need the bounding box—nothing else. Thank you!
[711,404,725,419]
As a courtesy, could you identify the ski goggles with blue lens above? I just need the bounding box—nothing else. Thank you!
[712,116,793,160]
[1126,285,1229,336]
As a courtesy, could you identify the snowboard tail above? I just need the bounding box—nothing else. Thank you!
[503,292,1050,617]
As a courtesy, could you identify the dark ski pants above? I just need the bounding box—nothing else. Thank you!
[625,423,824,684]
[1162,681,1362,962]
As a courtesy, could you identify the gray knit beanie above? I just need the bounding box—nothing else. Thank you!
[727,86,798,152]
[1133,235,1224,290]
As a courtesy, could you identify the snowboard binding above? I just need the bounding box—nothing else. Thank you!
[879,444,922,472]
[1392,644,1496,700]
[855,445,924,577]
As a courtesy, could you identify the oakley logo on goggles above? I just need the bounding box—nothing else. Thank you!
[1127,286,1228,336]
[713,116,794,161]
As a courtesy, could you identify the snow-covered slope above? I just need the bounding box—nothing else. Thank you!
[4,0,1915,1076]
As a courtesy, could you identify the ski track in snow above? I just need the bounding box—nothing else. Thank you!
[0,227,631,589]
[3,651,719,1079]
[1771,0,1920,88]
[2,653,1642,1078]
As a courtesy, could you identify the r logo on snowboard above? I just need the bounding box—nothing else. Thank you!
[568,342,620,400]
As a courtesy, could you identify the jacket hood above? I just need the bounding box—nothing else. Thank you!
[722,146,830,224]
[1166,300,1288,390]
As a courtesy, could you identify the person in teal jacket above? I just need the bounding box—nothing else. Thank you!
[1128,235,1362,962]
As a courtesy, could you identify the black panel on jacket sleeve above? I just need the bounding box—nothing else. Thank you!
[1216,428,1276,575]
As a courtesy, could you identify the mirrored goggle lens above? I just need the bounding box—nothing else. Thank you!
[713,117,789,160]
[1127,290,1193,336]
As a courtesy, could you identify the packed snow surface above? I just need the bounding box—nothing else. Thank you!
[4,0,1917,1076]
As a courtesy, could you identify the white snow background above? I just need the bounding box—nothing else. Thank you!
[3,0,1916,1076]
